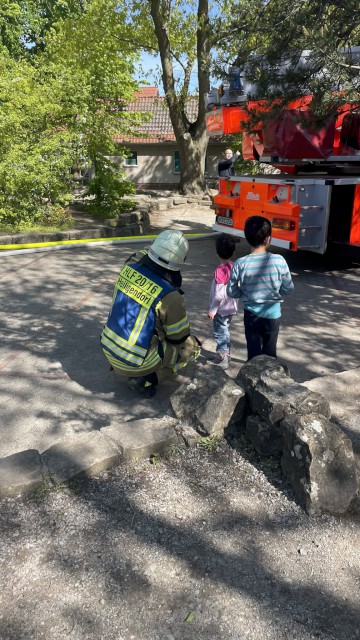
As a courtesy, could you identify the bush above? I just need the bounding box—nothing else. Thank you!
[84,160,136,218]
[38,205,74,229]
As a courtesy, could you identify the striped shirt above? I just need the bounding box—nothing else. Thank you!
[227,252,294,319]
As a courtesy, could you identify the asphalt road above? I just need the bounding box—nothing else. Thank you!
[0,230,359,460]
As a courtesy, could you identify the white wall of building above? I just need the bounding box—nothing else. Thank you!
[108,142,228,188]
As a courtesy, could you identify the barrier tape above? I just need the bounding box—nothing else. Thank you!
[0,232,219,256]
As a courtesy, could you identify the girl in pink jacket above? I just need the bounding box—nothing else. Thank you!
[208,235,238,370]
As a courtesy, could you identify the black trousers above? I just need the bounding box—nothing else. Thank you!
[243,310,281,361]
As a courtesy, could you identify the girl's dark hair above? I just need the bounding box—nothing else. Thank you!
[215,234,236,260]
[244,216,272,247]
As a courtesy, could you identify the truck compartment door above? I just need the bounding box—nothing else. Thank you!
[294,182,331,254]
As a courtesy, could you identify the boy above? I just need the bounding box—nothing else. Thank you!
[227,216,294,361]
[208,234,238,370]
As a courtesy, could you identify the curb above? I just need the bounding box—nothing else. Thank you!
[0,228,218,256]
[0,226,113,246]
[0,417,180,498]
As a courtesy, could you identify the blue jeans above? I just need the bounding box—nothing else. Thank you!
[243,310,281,360]
[213,314,233,353]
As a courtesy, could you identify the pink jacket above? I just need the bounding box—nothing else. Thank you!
[209,262,238,317]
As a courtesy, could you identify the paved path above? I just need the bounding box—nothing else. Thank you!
[0,204,359,495]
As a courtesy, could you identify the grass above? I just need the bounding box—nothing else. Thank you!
[27,479,82,502]
[81,198,138,220]
[0,222,74,235]
[198,435,223,452]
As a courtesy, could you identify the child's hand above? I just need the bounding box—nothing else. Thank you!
[207,312,215,320]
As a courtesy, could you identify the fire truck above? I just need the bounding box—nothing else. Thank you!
[206,52,360,259]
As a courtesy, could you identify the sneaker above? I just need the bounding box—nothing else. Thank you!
[208,352,231,363]
[211,353,230,370]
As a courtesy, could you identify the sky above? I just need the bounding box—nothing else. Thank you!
[135,51,203,96]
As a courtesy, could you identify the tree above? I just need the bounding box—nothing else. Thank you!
[0,0,86,59]
[0,0,143,227]
[127,0,359,195]
[215,0,360,126]
[128,0,215,194]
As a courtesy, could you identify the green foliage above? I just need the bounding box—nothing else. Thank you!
[149,453,161,466]
[214,0,360,127]
[0,48,75,227]
[198,435,222,452]
[38,205,74,230]
[27,479,81,502]
[0,0,145,229]
[85,159,136,217]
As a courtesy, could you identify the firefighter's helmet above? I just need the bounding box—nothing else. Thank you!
[148,230,189,271]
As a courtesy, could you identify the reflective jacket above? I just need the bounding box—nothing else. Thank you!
[101,262,189,373]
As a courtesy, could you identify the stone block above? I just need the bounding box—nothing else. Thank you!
[104,212,142,227]
[253,378,331,426]
[176,422,203,447]
[109,225,135,237]
[0,450,44,497]
[12,234,45,244]
[42,432,120,484]
[245,414,283,455]
[281,413,357,515]
[68,230,84,239]
[170,364,246,435]
[101,416,178,460]
[105,218,124,228]
[136,205,151,215]
[156,202,174,211]
[82,228,102,238]
[0,235,13,244]
[236,355,290,405]
[173,197,188,205]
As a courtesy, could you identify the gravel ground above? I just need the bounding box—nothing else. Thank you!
[0,436,359,640]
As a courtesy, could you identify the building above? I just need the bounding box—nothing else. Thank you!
[111,87,228,190]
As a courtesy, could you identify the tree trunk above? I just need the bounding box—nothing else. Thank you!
[150,0,211,195]
[177,131,208,195]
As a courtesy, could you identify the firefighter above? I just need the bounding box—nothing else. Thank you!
[100,230,201,398]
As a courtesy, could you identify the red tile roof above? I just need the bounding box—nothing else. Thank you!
[115,87,198,144]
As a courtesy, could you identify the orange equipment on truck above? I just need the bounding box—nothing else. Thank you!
[206,51,360,259]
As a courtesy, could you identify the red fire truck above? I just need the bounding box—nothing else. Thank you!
[206,56,360,259]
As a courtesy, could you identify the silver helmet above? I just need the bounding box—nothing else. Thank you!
[148,230,189,271]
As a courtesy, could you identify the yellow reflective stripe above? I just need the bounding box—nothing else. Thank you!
[165,317,190,335]
[103,325,146,357]
[128,305,148,346]
[101,335,144,366]
[172,347,201,373]
[104,348,161,372]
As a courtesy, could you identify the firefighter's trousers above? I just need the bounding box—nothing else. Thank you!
[111,335,201,383]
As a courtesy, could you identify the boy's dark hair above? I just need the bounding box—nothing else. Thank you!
[215,234,236,260]
[244,216,272,247]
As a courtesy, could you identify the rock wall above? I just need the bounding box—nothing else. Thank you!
[104,191,213,235]
[236,355,358,516]
[170,362,246,439]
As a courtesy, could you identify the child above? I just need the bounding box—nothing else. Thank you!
[208,234,238,370]
[227,216,294,361]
